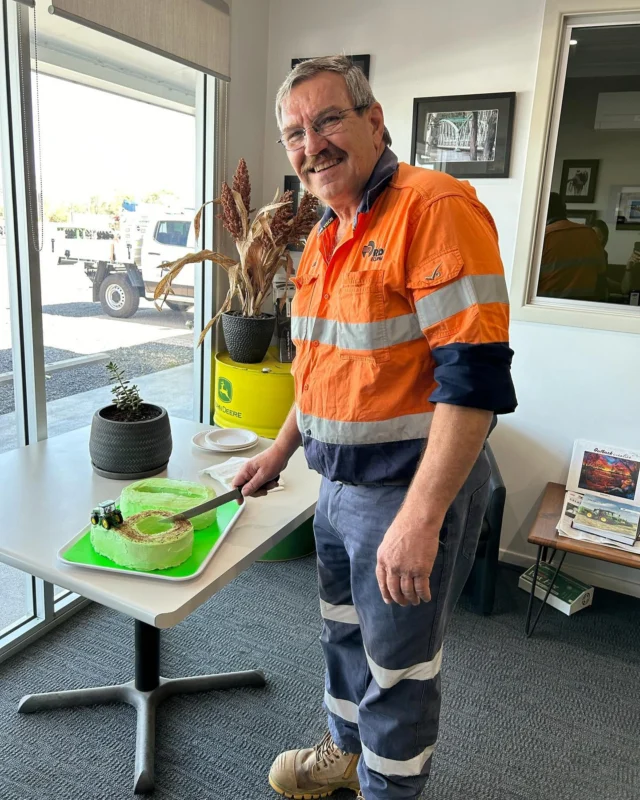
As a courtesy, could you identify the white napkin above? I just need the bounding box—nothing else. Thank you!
[200,456,285,492]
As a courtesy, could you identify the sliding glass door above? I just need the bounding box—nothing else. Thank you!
[0,143,35,635]
[0,0,223,662]
[32,14,200,443]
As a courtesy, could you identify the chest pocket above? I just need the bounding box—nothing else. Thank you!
[337,270,390,363]
[291,274,319,343]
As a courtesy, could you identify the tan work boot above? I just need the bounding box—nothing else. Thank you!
[269,731,360,799]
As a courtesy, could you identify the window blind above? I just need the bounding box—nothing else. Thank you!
[48,0,230,81]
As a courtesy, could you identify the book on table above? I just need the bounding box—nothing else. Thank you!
[571,494,640,546]
[556,439,640,553]
[567,439,640,504]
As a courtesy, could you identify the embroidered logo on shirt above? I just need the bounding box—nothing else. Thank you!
[424,264,442,281]
[362,240,385,262]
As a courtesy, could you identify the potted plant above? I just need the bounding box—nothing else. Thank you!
[153,159,319,363]
[89,361,172,479]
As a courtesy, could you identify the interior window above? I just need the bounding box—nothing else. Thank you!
[535,23,640,307]
[154,220,191,247]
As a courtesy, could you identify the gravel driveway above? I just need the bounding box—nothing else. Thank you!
[0,301,194,414]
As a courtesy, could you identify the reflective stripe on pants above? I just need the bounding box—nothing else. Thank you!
[315,450,491,800]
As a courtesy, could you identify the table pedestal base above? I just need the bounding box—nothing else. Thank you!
[17,620,266,794]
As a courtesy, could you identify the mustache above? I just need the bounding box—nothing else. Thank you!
[301,147,346,175]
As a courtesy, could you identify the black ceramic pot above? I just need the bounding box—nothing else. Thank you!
[222,311,276,363]
[89,403,172,479]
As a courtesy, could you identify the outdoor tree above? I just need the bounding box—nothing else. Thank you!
[40,189,180,225]
[143,190,178,205]
[45,201,71,222]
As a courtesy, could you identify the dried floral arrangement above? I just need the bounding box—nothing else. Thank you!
[153,158,319,346]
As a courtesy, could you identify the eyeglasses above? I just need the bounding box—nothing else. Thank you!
[278,105,369,151]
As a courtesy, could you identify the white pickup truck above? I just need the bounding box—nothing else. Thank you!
[68,209,196,318]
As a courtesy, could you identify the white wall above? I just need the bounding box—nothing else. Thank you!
[263,0,543,268]
[552,76,640,265]
[255,0,640,597]
[228,0,270,204]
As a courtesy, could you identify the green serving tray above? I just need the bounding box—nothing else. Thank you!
[57,499,245,582]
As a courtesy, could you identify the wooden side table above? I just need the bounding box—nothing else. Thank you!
[525,482,640,636]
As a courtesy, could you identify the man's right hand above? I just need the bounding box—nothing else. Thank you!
[232,445,289,498]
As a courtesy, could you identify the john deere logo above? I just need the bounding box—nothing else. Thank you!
[362,240,385,262]
[218,377,233,403]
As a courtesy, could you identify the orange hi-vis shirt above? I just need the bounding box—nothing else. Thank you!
[538,219,606,299]
[291,148,517,484]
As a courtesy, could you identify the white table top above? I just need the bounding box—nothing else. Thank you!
[0,418,320,629]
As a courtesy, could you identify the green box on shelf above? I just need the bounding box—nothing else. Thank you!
[519,563,594,616]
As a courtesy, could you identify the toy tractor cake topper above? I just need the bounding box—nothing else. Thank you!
[90,500,124,530]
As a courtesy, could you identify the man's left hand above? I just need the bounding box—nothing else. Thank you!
[376,513,441,606]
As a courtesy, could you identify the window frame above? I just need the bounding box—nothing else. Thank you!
[510,0,640,334]
[153,219,192,248]
[0,0,227,662]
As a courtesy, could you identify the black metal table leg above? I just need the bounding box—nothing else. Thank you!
[525,549,567,638]
[18,619,266,794]
[525,546,543,636]
[135,620,160,692]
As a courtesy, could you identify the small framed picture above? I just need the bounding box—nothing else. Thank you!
[410,92,516,179]
[284,175,325,251]
[566,209,597,226]
[560,160,600,204]
[284,175,304,211]
[615,187,640,231]
[291,54,370,80]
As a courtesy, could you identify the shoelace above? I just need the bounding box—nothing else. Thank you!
[314,731,342,767]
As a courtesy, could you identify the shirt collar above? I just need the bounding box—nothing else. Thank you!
[318,147,399,233]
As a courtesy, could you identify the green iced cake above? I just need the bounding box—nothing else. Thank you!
[90,510,194,571]
[120,477,217,530]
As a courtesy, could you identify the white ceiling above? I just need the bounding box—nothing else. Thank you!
[31,0,197,112]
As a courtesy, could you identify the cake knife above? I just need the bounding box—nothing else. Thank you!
[168,486,244,522]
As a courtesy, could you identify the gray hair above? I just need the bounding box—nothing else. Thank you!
[275,55,392,146]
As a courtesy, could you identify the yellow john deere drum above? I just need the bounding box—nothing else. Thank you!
[212,348,314,562]
[212,349,294,439]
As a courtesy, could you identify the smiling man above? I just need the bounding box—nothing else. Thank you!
[233,56,517,800]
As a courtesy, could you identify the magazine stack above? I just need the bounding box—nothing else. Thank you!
[557,440,640,553]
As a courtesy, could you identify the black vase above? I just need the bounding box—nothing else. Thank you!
[89,404,173,479]
[222,311,276,363]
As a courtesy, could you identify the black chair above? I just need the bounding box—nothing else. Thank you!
[462,442,506,615]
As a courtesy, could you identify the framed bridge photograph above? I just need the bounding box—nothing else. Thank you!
[410,92,516,179]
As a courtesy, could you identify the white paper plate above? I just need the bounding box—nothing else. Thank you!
[205,428,258,450]
[205,441,258,454]
[191,430,258,453]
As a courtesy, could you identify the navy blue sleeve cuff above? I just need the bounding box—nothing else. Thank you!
[429,342,517,414]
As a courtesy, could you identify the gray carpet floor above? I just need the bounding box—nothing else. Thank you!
[0,560,638,800]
